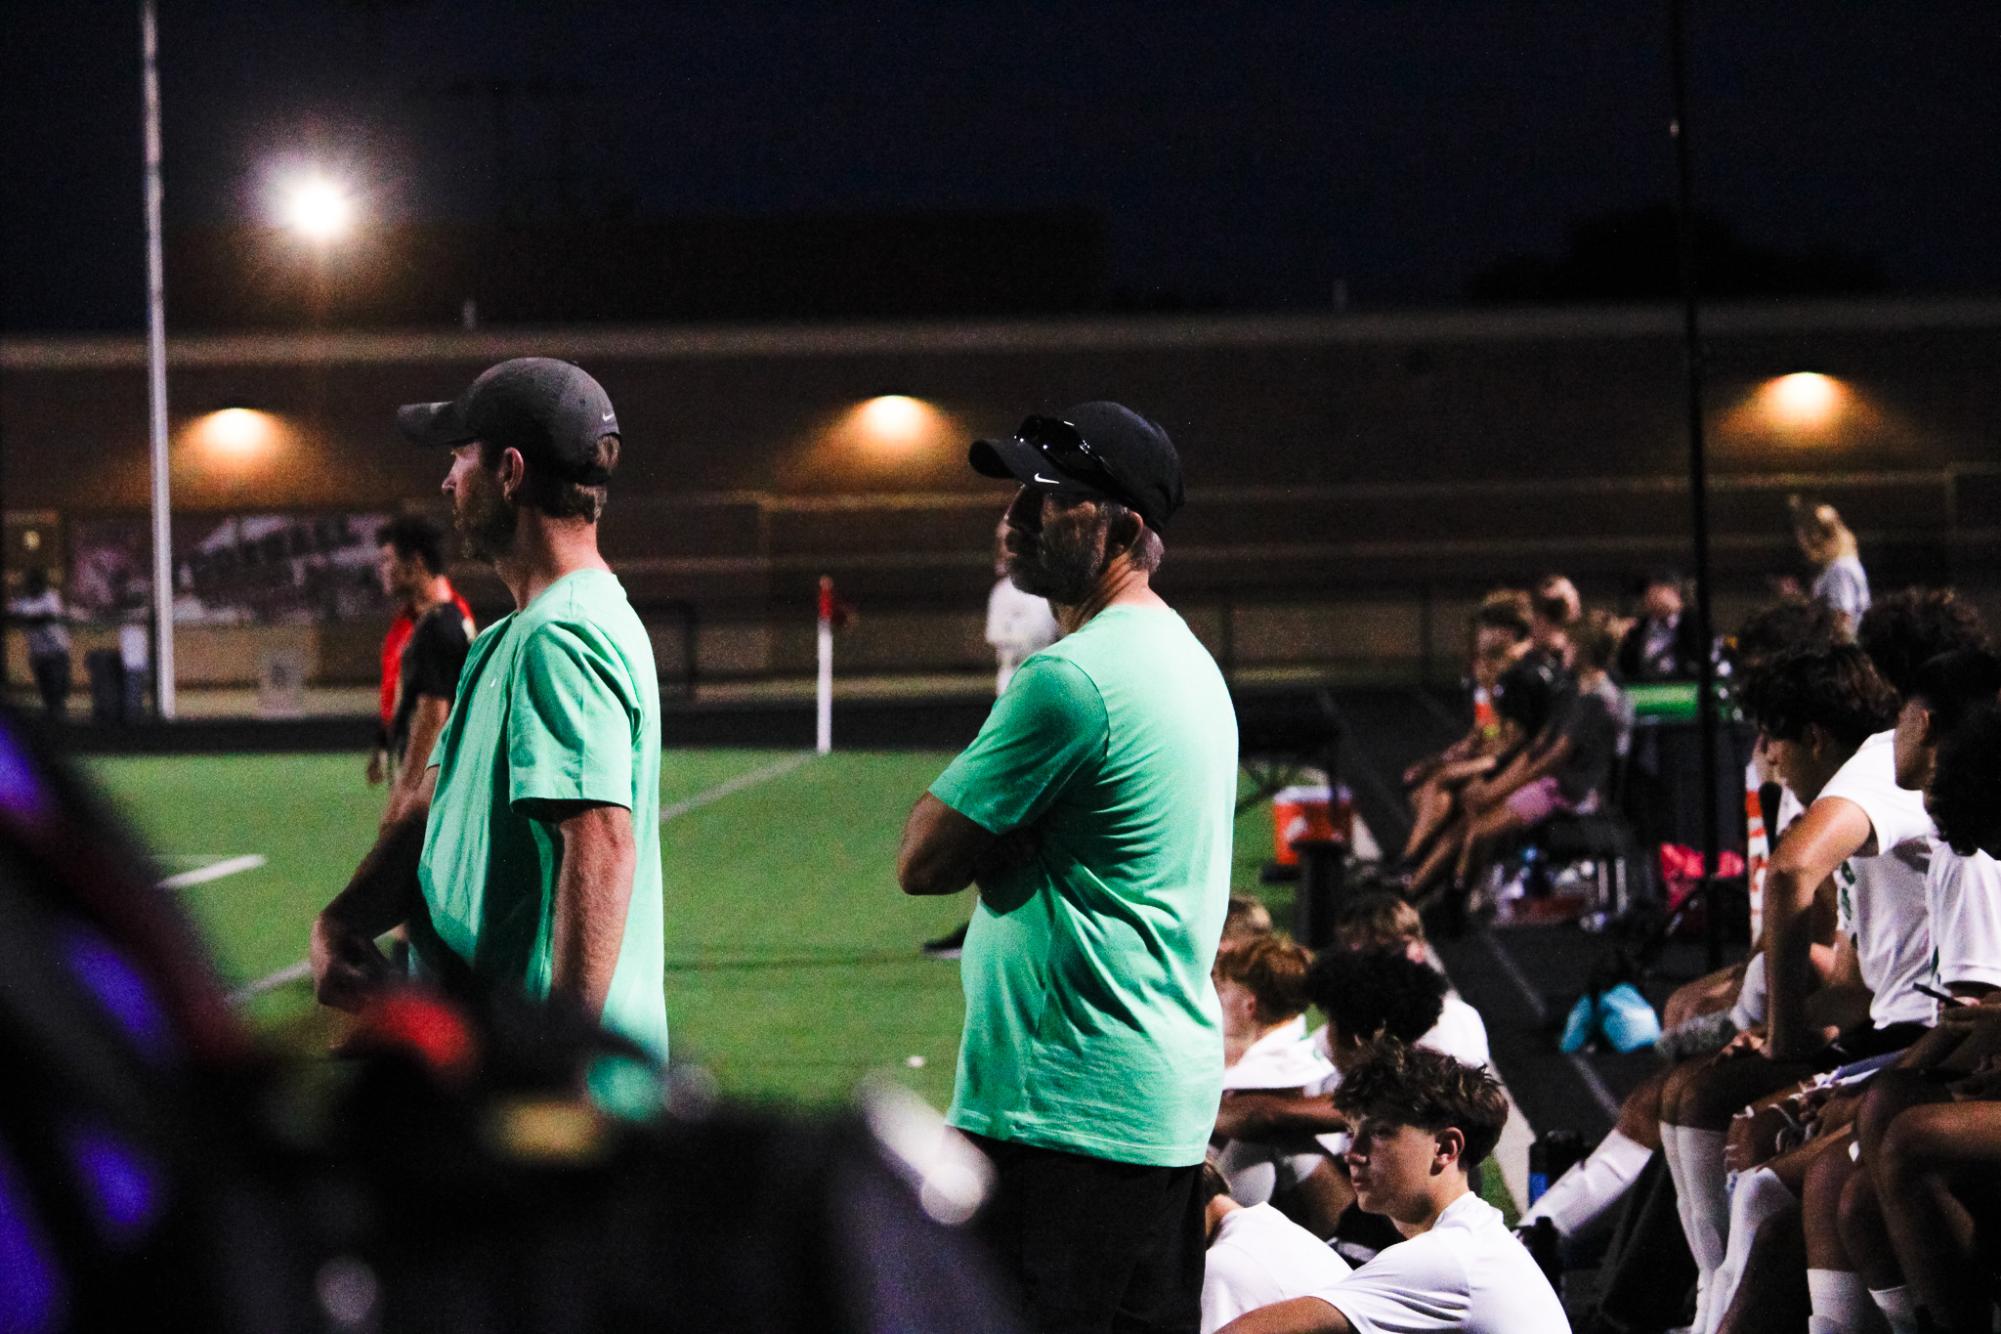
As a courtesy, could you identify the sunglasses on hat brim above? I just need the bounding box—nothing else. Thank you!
[1013,416,1146,517]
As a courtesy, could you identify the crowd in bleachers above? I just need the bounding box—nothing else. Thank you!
[1194,498,2001,1331]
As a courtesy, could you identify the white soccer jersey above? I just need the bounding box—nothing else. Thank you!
[1308,1192,1571,1333]
[1217,1026,1339,1205]
[1419,995,1491,1071]
[1224,1025,1338,1093]
[1819,731,1936,1030]
[1927,840,2001,994]
[1201,1203,1352,1333]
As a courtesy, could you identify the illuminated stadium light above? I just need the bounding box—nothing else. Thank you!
[1759,372,1847,431]
[850,395,944,450]
[279,176,355,243]
[191,407,281,459]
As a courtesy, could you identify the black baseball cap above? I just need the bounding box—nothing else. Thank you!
[396,357,620,484]
[968,401,1184,533]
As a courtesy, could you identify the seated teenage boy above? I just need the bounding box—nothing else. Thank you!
[1201,1158,1351,1334]
[1659,641,1922,1330]
[1217,1043,1569,1334]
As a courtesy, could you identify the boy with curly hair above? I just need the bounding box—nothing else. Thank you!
[1218,1044,1568,1333]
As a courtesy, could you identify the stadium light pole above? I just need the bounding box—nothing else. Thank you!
[1668,0,1725,970]
[141,0,176,720]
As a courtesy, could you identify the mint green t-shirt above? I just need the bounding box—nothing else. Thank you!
[930,604,1238,1166]
[417,569,667,1062]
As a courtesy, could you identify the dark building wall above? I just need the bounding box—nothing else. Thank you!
[6,299,2000,683]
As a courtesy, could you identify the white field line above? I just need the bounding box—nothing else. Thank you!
[228,960,312,1005]
[228,752,820,1005]
[157,854,268,890]
[659,751,816,822]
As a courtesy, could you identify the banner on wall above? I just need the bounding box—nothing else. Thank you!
[68,513,391,626]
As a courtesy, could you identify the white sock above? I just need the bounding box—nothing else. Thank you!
[1520,1128,1653,1239]
[1867,1285,1916,1334]
[1807,1268,1882,1333]
[1703,1166,1793,1333]
[1676,1128,1731,1291]
[1660,1125,1707,1330]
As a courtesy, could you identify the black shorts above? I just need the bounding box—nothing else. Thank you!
[1827,1020,1930,1064]
[964,1134,1205,1334]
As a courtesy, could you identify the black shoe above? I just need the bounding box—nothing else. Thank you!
[921,922,968,959]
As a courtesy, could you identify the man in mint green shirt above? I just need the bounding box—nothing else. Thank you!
[313,358,665,1064]
[900,402,1238,1334]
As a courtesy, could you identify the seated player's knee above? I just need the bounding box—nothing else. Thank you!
[1800,1151,1850,1256]
[1855,1069,1930,1158]
[1617,1068,1670,1140]
[1660,1060,1698,1126]
[1679,1064,1750,1128]
[1835,1163,1883,1260]
[1876,1105,1950,1187]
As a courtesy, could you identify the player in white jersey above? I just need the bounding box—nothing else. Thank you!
[1658,642,1912,1331]
[1217,1045,1568,1334]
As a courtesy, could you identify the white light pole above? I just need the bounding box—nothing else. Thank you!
[141,0,175,719]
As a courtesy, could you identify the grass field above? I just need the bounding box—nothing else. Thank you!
[86,746,1527,1215]
[86,747,1295,1110]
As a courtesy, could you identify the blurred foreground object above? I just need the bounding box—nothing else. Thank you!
[0,707,1019,1333]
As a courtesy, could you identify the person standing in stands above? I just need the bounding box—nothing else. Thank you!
[1616,569,1708,682]
[1789,495,1871,628]
[368,516,474,807]
[7,568,72,720]
[371,515,475,827]
[899,402,1238,1334]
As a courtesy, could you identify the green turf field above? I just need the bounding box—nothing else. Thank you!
[87,746,1525,1213]
[86,748,1293,1110]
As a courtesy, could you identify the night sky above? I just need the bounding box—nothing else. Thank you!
[5,1,1998,331]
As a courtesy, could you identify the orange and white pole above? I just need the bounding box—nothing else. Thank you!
[816,576,835,754]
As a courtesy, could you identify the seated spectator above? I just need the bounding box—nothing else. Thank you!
[1224,894,1276,947]
[1213,936,1338,1207]
[1789,495,1871,628]
[1425,610,1630,920]
[1200,1159,1352,1334]
[1219,936,1327,1078]
[1216,1044,1569,1333]
[1330,891,1490,1070]
[1662,640,1919,1332]
[1306,949,1450,1083]
[1399,600,1534,871]
[1402,638,1561,911]
[1856,587,1990,705]
[1529,573,1582,673]
[1616,569,1708,682]
[1213,950,1449,1242]
[1865,715,2001,1333]
[1688,652,2001,1333]
[1728,653,2001,1334]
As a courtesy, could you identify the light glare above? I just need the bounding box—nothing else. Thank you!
[193,408,280,458]
[856,395,931,445]
[1761,372,1845,430]
[281,178,354,242]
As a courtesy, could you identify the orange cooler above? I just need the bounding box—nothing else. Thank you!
[1271,784,1353,866]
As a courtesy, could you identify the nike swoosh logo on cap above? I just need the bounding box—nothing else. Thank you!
[601,410,615,421]
[1033,472,1061,485]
